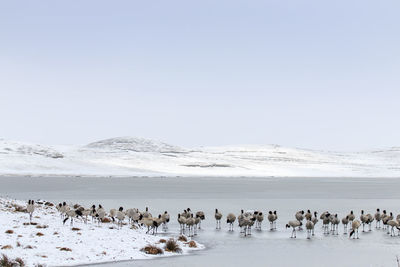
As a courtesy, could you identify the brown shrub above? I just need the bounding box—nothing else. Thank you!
[5,230,14,234]
[178,235,187,242]
[0,254,23,267]
[22,223,30,226]
[36,232,44,236]
[14,257,25,267]
[164,239,182,253]
[1,245,13,250]
[159,239,167,243]
[141,245,164,255]
[36,225,48,229]
[53,232,59,235]
[102,218,111,223]
[186,240,197,248]
[71,228,81,231]
[59,247,72,252]
[30,222,38,226]
[24,245,34,249]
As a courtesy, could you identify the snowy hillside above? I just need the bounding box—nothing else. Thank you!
[1,137,400,177]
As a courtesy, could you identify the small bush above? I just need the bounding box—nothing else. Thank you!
[24,245,34,249]
[0,254,23,267]
[36,232,44,236]
[59,247,72,252]
[102,218,111,223]
[30,222,38,226]
[1,245,13,250]
[178,235,187,242]
[22,223,30,226]
[164,239,182,253]
[186,240,197,248]
[159,239,167,243]
[14,257,25,267]
[71,228,81,231]
[36,225,48,229]
[53,232,59,235]
[141,245,164,255]
[5,230,14,234]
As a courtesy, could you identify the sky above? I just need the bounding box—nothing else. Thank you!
[0,0,399,150]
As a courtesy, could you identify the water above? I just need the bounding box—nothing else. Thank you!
[1,176,400,267]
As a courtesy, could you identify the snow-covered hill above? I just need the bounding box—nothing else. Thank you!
[1,137,400,177]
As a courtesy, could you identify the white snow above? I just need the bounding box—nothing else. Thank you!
[1,137,400,177]
[0,198,203,266]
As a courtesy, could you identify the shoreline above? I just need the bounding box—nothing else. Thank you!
[0,198,204,267]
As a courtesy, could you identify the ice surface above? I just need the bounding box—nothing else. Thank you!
[1,176,400,267]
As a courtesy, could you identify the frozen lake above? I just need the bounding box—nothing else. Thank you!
[1,176,400,267]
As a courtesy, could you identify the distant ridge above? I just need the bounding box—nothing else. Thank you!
[1,137,400,178]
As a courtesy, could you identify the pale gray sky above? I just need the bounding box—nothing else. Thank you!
[0,0,399,150]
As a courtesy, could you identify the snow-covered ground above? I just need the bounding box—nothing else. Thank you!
[1,137,400,177]
[0,198,203,267]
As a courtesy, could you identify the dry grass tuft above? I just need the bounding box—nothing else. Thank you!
[29,222,38,226]
[102,218,111,223]
[164,239,182,253]
[45,202,54,206]
[186,240,197,248]
[12,204,26,213]
[71,227,81,231]
[14,257,25,267]
[16,242,21,248]
[159,239,167,243]
[36,225,48,229]
[0,254,25,267]
[36,232,44,237]
[24,245,34,249]
[5,230,14,234]
[1,245,13,250]
[22,223,30,226]
[178,235,187,242]
[141,245,164,255]
[53,232,59,235]
[59,247,72,252]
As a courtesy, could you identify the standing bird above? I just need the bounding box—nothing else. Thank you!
[295,210,305,230]
[27,200,35,223]
[195,211,205,229]
[347,211,355,227]
[256,212,264,230]
[109,208,117,223]
[360,210,368,232]
[267,211,275,231]
[286,220,302,238]
[186,214,196,237]
[177,214,187,234]
[349,220,361,239]
[342,216,349,234]
[305,210,312,221]
[374,209,381,229]
[305,218,314,239]
[227,213,236,231]
[322,213,331,234]
[215,209,222,229]
[161,211,170,231]
[387,220,400,237]
[116,207,125,229]
[331,214,340,235]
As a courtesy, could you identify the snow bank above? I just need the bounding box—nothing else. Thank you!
[1,137,400,177]
[0,198,203,266]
